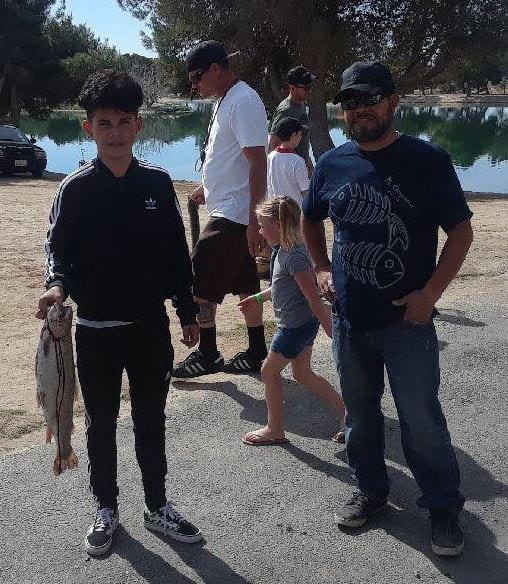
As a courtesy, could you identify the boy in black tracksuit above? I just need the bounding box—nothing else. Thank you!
[37,70,203,556]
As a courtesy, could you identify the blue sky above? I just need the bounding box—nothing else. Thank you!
[52,0,156,57]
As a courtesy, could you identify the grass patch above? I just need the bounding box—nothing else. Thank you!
[0,407,27,417]
[217,319,277,344]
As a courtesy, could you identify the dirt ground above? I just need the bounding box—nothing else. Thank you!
[0,173,506,454]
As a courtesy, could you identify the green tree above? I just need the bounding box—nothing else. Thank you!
[0,0,58,124]
[0,1,130,123]
[61,44,128,104]
[118,0,508,159]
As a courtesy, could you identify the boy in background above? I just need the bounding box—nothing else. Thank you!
[37,69,203,556]
[267,117,310,208]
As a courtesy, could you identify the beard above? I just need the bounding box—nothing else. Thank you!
[346,115,392,143]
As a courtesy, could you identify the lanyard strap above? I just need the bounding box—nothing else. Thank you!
[196,79,240,172]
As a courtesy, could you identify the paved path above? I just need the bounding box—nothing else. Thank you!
[1,295,507,584]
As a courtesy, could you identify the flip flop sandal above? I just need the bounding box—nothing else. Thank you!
[242,431,290,446]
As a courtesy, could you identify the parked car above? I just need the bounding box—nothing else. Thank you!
[0,124,47,178]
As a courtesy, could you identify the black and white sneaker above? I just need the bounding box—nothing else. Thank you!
[334,492,387,528]
[84,507,119,556]
[223,351,264,374]
[430,510,464,556]
[172,350,224,379]
[144,500,203,543]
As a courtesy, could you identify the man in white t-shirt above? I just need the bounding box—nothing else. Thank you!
[173,40,269,378]
[267,117,310,207]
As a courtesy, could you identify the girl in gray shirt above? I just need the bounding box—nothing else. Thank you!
[238,197,345,446]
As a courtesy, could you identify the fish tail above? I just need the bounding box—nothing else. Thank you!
[53,450,78,476]
[389,214,409,250]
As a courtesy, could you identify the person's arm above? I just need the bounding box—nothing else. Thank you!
[393,219,473,323]
[301,216,334,301]
[305,158,314,178]
[294,269,332,338]
[37,182,75,319]
[238,287,272,314]
[295,159,310,200]
[166,180,200,346]
[243,145,267,257]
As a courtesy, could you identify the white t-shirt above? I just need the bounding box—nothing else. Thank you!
[202,80,268,225]
[267,148,310,208]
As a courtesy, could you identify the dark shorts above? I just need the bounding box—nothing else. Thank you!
[192,216,260,304]
[270,317,319,359]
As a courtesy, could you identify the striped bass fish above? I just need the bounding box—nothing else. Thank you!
[35,303,78,475]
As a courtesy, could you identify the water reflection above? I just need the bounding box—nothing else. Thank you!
[328,106,508,169]
[19,104,508,192]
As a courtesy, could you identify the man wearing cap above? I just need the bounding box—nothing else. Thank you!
[173,40,269,378]
[269,66,317,176]
[302,60,473,556]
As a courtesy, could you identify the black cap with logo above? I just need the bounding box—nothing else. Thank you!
[186,40,229,73]
[332,61,395,104]
[272,117,306,141]
[287,66,317,86]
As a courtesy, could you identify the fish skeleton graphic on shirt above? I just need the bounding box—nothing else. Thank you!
[330,182,409,289]
[331,182,409,250]
[336,241,404,289]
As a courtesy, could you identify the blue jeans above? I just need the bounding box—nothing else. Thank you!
[332,314,465,514]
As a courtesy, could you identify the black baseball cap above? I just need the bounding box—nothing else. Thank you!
[287,66,317,86]
[186,40,229,73]
[332,61,395,104]
[273,117,305,141]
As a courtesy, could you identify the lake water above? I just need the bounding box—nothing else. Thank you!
[20,104,508,193]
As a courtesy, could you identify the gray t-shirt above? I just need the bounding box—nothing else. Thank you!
[271,243,314,328]
[269,97,310,163]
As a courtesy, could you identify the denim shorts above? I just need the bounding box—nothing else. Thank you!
[270,317,320,359]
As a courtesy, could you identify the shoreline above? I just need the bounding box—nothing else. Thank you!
[41,171,508,199]
[49,93,508,115]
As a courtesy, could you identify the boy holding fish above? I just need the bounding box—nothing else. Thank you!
[37,69,203,556]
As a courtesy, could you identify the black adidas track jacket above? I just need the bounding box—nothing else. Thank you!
[45,157,198,325]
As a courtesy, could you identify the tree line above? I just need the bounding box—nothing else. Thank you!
[0,0,169,126]
[1,0,507,158]
[118,0,508,157]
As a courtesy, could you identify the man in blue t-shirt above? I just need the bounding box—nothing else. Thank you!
[302,61,473,557]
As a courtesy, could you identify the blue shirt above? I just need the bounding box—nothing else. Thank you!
[302,135,473,331]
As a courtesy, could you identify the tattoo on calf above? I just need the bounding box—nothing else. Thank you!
[196,302,215,325]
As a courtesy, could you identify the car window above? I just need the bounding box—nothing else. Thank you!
[0,126,29,142]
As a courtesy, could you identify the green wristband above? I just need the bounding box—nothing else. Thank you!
[254,292,264,305]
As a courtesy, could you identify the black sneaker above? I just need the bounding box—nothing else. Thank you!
[334,492,387,527]
[144,501,203,543]
[430,510,464,556]
[172,350,224,379]
[223,350,264,374]
[84,507,119,556]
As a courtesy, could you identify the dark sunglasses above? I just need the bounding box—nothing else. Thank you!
[188,65,210,84]
[341,93,386,110]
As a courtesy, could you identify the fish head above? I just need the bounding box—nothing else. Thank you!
[375,249,404,289]
[329,183,352,222]
[46,304,73,338]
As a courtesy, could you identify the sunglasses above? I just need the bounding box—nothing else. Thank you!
[341,93,386,111]
[188,65,210,84]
